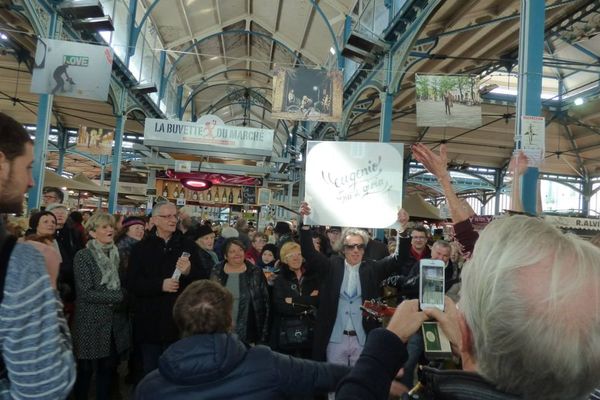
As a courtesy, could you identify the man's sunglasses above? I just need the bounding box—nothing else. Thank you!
[344,244,365,250]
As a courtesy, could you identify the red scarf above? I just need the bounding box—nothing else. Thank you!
[410,246,430,261]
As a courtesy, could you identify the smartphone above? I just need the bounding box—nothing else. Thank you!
[419,259,445,311]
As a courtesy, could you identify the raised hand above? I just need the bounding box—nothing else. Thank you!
[299,201,311,216]
[412,143,450,179]
[397,208,409,230]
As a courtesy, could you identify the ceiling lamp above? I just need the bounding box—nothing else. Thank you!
[181,178,213,191]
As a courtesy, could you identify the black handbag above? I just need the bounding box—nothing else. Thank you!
[279,316,314,349]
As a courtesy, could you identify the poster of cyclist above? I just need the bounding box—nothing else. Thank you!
[272,67,343,122]
[31,38,113,101]
[76,126,115,155]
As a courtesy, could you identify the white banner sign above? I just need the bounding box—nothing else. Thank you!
[544,215,600,231]
[144,118,274,156]
[31,38,113,101]
[520,115,545,167]
[304,141,404,228]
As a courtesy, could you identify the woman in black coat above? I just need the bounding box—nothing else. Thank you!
[272,241,319,358]
[211,238,270,343]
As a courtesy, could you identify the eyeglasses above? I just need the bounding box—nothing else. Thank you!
[43,194,58,200]
[285,252,302,259]
[156,214,178,220]
[344,243,365,250]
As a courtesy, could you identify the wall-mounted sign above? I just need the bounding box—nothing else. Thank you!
[144,118,274,156]
[31,38,113,101]
[544,215,600,231]
[304,141,404,228]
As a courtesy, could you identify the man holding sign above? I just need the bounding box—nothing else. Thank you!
[299,202,411,367]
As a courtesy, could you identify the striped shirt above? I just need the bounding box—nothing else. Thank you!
[590,389,600,399]
[0,243,75,399]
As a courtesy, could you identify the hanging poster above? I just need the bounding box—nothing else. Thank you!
[272,67,343,122]
[520,115,545,167]
[415,74,482,128]
[303,141,404,228]
[31,38,113,101]
[76,126,114,155]
[144,118,274,156]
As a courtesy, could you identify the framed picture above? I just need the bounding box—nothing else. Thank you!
[257,188,272,206]
[272,67,343,122]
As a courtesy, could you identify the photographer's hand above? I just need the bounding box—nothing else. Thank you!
[423,296,462,356]
[386,299,427,343]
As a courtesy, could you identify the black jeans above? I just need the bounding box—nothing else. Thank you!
[74,339,119,400]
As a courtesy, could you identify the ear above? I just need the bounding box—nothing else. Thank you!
[458,312,477,372]
[88,230,97,239]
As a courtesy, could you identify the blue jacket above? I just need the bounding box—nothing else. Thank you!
[135,333,349,400]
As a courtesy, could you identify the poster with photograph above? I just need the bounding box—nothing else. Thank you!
[272,67,343,122]
[416,74,482,128]
[76,126,114,155]
[520,115,545,167]
[304,141,404,228]
[31,38,113,101]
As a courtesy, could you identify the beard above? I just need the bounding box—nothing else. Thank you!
[0,166,24,214]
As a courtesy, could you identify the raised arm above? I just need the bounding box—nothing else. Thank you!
[298,202,332,275]
[373,208,412,281]
[412,143,471,223]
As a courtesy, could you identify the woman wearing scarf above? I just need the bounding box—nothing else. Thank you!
[186,223,219,278]
[72,213,129,400]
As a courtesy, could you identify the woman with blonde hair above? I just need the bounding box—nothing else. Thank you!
[72,213,129,400]
[272,241,319,359]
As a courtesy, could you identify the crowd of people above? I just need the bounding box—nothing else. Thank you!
[1,110,600,400]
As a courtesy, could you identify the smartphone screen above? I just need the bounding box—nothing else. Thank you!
[419,259,445,311]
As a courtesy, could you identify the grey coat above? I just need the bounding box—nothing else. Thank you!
[73,248,130,359]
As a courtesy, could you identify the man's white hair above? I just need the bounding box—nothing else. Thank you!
[459,215,600,400]
[341,228,369,248]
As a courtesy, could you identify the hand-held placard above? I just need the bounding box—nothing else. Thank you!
[172,251,190,282]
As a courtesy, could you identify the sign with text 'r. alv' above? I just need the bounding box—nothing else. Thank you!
[143,118,274,156]
[304,141,404,229]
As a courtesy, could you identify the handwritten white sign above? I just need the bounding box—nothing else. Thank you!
[304,141,404,228]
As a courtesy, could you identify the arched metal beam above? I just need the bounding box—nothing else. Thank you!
[204,87,272,114]
[128,0,341,66]
[409,169,496,190]
[183,81,272,116]
[164,30,304,87]
[307,0,341,68]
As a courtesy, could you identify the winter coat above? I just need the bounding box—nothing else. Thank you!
[211,260,270,343]
[127,229,207,344]
[134,333,350,400]
[272,264,319,350]
[73,248,129,359]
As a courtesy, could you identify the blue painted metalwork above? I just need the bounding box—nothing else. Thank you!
[108,113,125,213]
[515,0,545,215]
[415,0,579,46]
[307,0,341,68]
[164,30,303,85]
[176,85,184,119]
[182,77,272,114]
[28,10,57,212]
[125,0,138,66]
[158,50,167,100]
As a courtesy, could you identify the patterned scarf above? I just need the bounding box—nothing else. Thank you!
[86,239,121,290]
